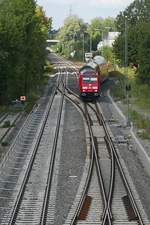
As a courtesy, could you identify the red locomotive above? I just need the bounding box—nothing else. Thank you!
[79,61,101,98]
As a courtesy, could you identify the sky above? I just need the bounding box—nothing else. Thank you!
[37,0,134,29]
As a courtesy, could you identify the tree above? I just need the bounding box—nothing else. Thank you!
[57,15,88,59]
[116,0,150,32]
[103,46,114,62]
[88,17,116,51]
[114,0,150,83]
[36,6,52,34]
[138,22,150,83]
[0,0,51,104]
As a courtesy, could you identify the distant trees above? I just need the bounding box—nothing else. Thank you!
[137,22,150,83]
[88,17,116,51]
[57,15,87,59]
[57,15,115,60]
[0,0,52,104]
[113,0,150,83]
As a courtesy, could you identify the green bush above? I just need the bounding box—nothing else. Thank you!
[2,120,10,128]
[110,73,126,100]
[132,83,150,109]
[0,106,8,113]
[44,62,54,74]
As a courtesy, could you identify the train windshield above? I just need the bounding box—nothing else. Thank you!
[82,70,97,83]
[83,77,97,82]
[81,68,95,75]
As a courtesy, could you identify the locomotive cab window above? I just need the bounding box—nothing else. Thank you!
[83,76,97,83]
[83,71,96,76]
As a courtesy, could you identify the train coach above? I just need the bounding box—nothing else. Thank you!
[79,61,101,98]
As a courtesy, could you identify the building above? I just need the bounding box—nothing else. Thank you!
[97,32,120,50]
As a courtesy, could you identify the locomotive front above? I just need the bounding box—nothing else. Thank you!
[79,63,101,98]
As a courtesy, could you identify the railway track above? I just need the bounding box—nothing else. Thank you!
[0,113,9,124]
[46,54,149,224]
[0,113,23,144]
[1,52,148,224]
[40,68,66,225]
[0,71,66,224]
[59,67,149,224]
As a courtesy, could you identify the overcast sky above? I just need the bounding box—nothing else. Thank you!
[37,0,134,29]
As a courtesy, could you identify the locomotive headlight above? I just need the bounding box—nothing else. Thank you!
[92,86,98,89]
[82,87,88,89]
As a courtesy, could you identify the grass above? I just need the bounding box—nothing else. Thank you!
[0,106,8,113]
[130,110,150,140]
[110,66,150,140]
[44,61,54,74]
[109,70,126,100]
[132,83,150,110]
[110,66,150,109]
[24,71,51,113]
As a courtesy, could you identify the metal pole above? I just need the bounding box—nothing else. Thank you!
[127,91,129,126]
[90,33,92,52]
[101,31,103,56]
[100,27,110,56]
[124,16,130,126]
[73,33,76,47]
[83,33,85,62]
[125,17,128,75]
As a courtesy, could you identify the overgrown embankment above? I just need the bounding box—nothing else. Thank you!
[109,68,150,140]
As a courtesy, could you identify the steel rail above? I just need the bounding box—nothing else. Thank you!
[57,87,94,225]
[0,110,35,171]
[58,86,112,224]
[48,55,145,224]
[40,71,66,224]
[94,102,144,225]
[63,68,113,224]
[0,72,61,172]
[0,113,9,124]
[66,66,79,83]
[64,80,114,224]
[8,75,61,225]
[114,153,144,225]
[84,103,113,225]
[0,112,23,143]
[64,80,143,224]
[95,103,115,225]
